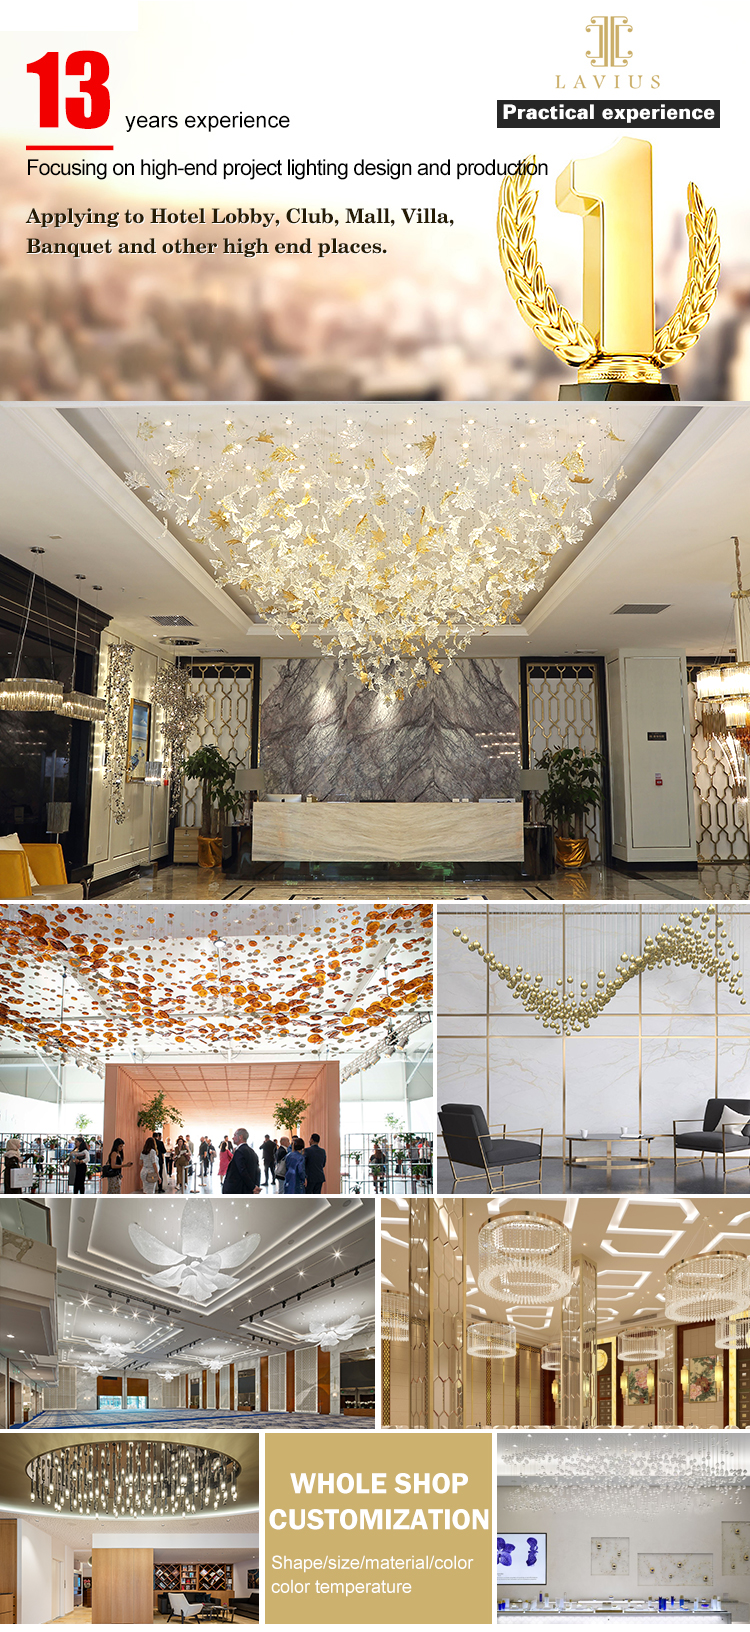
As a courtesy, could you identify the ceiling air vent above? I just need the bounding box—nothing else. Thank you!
[151,615,195,627]
[612,603,670,615]
[158,636,201,647]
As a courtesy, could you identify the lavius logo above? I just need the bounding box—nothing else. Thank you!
[585,14,634,68]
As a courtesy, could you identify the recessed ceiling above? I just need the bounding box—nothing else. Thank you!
[0,401,746,661]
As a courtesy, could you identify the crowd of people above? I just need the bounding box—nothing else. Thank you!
[92,1127,329,1195]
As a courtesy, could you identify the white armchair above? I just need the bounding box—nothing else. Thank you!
[167,1593,203,1623]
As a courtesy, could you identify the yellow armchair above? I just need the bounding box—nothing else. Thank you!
[0,842,83,900]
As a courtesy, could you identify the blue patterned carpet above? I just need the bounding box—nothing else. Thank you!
[17,1407,374,1430]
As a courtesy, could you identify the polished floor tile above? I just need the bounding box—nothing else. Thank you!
[435,1155,750,1195]
[98,862,750,903]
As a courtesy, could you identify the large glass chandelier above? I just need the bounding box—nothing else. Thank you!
[541,1343,561,1371]
[664,1253,750,1324]
[26,1441,240,1516]
[478,1213,573,1304]
[499,1435,749,1514]
[466,1321,516,1358]
[616,1327,667,1362]
[126,411,624,703]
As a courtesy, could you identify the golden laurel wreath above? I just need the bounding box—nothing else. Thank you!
[496,156,720,370]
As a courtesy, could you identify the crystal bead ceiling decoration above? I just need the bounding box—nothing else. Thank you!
[499,1436,749,1514]
[125,410,625,704]
[478,1213,573,1305]
[466,1321,517,1359]
[26,1442,240,1516]
[664,1254,750,1324]
[617,1327,668,1363]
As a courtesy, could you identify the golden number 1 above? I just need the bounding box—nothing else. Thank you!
[556,136,655,359]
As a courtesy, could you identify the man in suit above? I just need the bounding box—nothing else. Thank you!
[304,1132,326,1194]
[222,1128,261,1194]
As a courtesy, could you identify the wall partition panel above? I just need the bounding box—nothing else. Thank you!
[522,658,607,863]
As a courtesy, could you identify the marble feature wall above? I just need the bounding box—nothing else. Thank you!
[436,903,750,1158]
[259,657,520,801]
[591,1539,630,1577]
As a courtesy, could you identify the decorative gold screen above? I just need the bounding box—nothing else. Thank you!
[180,662,256,827]
[409,1199,430,1430]
[524,661,604,861]
[430,1199,464,1431]
[687,666,749,865]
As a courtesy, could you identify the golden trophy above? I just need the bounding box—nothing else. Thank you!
[497,136,720,400]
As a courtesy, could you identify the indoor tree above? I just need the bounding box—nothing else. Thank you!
[183,746,244,838]
[272,1096,309,1139]
[136,1090,185,1137]
[538,745,603,869]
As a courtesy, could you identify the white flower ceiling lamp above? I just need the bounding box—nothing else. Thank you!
[128,1199,260,1302]
[126,411,625,703]
[307,1315,367,1352]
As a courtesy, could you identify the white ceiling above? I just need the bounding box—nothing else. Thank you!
[0,402,746,661]
[47,1194,374,1361]
[382,1196,750,1342]
[5,1510,258,1553]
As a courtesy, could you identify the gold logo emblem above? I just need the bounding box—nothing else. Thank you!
[585,14,634,69]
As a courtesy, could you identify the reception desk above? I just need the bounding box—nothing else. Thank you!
[252,801,524,863]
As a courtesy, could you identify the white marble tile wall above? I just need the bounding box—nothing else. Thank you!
[436,904,750,1158]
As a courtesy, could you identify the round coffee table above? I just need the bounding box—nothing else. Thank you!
[564,1133,658,1185]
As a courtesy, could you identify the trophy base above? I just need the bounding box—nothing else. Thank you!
[559,383,680,401]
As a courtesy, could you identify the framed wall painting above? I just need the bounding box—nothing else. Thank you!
[127,699,151,781]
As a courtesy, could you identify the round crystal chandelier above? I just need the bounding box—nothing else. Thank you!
[478,1212,573,1305]
[541,1343,561,1371]
[664,1253,750,1324]
[466,1320,516,1359]
[715,1314,750,1350]
[126,410,624,704]
[26,1441,240,1516]
[381,1290,409,1341]
[617,1327,667,1362]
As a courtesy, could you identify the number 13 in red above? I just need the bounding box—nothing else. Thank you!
[27,51,110,130]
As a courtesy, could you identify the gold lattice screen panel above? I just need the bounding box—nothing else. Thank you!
[525,661,603,861]
[180,663,256,827]
[687,668,749,866]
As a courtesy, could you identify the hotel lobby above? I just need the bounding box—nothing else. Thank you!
[496,1432,750,1622]
[0,899,433,1195]
[381,1196,750,1431]
[0,1431,259,1624]
[0,1194,375,1430]
[437,900,750,1195]
[1,400,749,901]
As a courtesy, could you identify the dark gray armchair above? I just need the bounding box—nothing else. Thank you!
[438,1103,543,1193]
[673,1099,750,1176]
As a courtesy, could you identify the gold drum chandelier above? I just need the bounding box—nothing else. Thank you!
[126,411,625,703]
[715,1314,750,1350]
[478,1212,573,1305]
[616,1327,667,1362]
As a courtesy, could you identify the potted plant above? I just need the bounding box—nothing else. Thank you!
[136,1089,185,1140]
[538,746,603,869]
[272,1095,310,1140]
[183,745,244,868]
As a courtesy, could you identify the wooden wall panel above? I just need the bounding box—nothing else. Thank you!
[286,1351,295,1412]
[317,1347,331,1415]
[300,1063,340,1193]
[92,1549,153,1625]
[260,1356,269,1412]
[102,1065,143,1195]
[0,1520,17,1620]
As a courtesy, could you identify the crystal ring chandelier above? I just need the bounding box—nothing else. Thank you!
[664,1253,750,1324]
[127,411,624,703]
[715,1314,750,1350]
[541,1343,561,1371]
[616,1327,667,1362]
[466,1320,517,1359]
[381,1290,410,1342]
[478,1212,573,1304]
[27,1441,241,1517]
